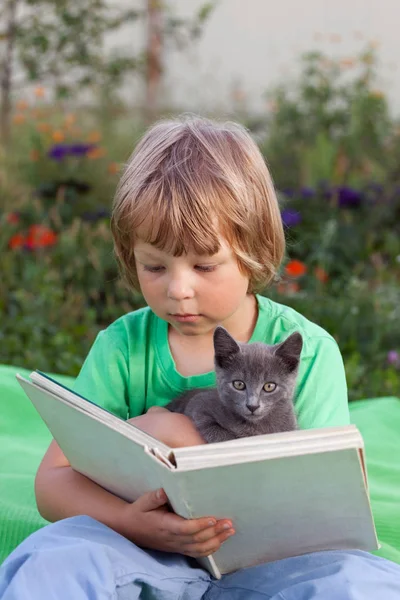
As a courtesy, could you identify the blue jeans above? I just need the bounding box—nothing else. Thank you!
[1,516,400,599]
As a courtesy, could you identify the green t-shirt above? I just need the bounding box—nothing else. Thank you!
[73,294,350,429]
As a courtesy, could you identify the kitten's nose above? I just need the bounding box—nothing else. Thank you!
[246,404,259,413]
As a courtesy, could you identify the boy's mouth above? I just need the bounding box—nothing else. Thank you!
[169,313,201,323]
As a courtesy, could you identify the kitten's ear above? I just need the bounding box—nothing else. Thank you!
[274,332,303,372]
[213,327,240,368]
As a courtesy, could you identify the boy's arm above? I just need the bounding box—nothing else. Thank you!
[35,415,234,557]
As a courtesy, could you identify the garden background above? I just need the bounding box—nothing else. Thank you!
[1,0,399,401]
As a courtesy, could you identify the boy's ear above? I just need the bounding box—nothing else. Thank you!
[213,326,240,369]
[274,332,303,373]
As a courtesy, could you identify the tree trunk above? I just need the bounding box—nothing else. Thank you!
[145,0,163,123]
[0,0,19,146]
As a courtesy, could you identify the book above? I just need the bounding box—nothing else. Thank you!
[16,371,379,579]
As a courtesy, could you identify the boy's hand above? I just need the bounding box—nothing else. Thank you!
[120,488,235,558]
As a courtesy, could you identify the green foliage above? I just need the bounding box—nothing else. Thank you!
[1,44,400,400]
[262,46,397,189]
[13,0,141,102]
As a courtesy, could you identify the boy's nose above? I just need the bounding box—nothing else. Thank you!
[167,279,195,300]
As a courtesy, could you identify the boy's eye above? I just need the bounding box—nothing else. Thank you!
[263,382,276,392]
[143,265,165,273]
[232,380,246,390]
[195,265,217,272]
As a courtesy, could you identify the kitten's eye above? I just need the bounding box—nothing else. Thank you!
[263,382,276,392]
[232,380,246,390]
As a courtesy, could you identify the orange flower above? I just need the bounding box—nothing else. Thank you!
[276,281,300,295]
[71,126,82,136]
[52,130,65,142]
[87,130,102,143]
[16,100,29,111]
[12,113,26,125]
[330,34,341,43]
[36,122,51,133]
[29,149,40,161]
[107,162,119,174]
[285,260,307,278]
[64,113,76,126]
[314,266,329,283]
[370,89,384,99]
[340,58,355,69]
[34,86,45,98]
[25,225,57,249]
[9,233,25,250]
[87,146,106,159]
[287,282,300,294]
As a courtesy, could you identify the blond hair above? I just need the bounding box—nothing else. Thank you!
[111,115,285,293]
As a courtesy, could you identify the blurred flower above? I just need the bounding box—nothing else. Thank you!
[6,212,20,224]
[12,113,26,125]
[16,100,29,111]
[370,89,385,99]
[340,58,355,69]
[9,233,25,250]
[64,114,76,126]
[314,266,329,283]
[25,225,57,249]
[285,260,307,278]
[87,146,106,159]
[52,130,65,143]
[82,208,110,222]
[301,187,315,199]
[337,186,363,208]
[36,123,51,133]
[70,143,95,157]
[107,162,119,175]
[387,351,400,367]
[277,281,300,295]
[329,34,341,43]
[48,145,68,161]
[34,86,45,98]
[281,209,301,227]
[87,130,102,143]
[29,149,40,162]
[48,143,95,161]
[282,188,295,198]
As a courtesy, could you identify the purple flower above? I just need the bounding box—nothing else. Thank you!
[48,143,96,161]
[48,145,68,161]
[282,188,295,198]
[82,207,110,222]
[301,187,315,199]
[387,350,400,366]
[281,209,301,227]
[69,144,94,157]
[337,186,363,208]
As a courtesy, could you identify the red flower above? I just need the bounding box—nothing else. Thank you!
[25,225,57,249]
[314,266,329,283]
[8,233,26,249]
[6,212,20,224]
[285,260,307,278]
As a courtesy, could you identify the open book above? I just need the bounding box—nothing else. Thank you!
[16,371,379,579]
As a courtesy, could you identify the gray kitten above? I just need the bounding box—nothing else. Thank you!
[166,326,303,443]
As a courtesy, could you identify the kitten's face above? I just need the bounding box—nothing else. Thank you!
[213,327,302,422]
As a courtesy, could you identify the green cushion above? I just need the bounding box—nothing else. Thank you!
[0,364,399,565]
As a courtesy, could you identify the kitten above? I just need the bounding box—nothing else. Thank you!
[166,326,303,444]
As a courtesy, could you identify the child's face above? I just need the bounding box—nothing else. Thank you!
[134,237,252,337]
